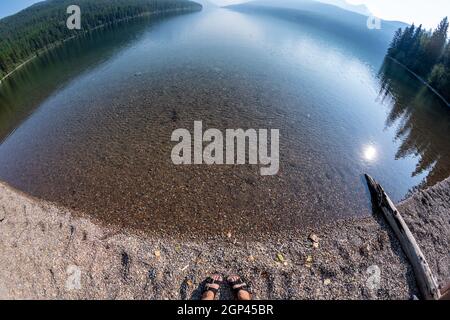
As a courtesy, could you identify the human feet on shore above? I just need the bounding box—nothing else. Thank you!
[227,275,252,300]
[201,274,223,300]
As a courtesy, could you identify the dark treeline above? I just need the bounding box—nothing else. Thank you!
[0,0,202,79]
[387,17,449,103]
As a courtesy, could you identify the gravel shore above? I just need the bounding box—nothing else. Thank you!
[0,178,448,300]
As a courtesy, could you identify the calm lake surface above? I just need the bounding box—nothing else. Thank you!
[1,8,449,238]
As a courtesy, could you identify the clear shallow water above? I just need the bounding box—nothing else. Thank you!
[0,8,449,238]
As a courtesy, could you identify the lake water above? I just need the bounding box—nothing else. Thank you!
[0,8,449,238]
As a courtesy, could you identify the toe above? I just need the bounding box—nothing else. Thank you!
[211,274,222,281]
[228,275,239,282]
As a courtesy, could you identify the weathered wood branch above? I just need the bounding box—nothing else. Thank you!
[364,174,441,300]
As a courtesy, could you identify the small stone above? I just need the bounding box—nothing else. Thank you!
[359,244,371,257]
[377,233,389,250]
[305,255,313,268]
[324,279,331,286]
[180,264,189,271]
[227,231,232,238]
[309,233,319,243]
[248,255,255,262]
[154,250,161,258]
[195,257,203,264]
[0,207,5,222]
[155,271,164,282]
[312,242,319,249]
[186,279,193,287]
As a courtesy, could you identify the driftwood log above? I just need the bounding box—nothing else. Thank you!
[365,174,441,300]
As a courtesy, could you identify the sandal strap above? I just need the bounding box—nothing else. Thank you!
[206,277,223,286]
[228,278,252,294]
[203,277,222,297]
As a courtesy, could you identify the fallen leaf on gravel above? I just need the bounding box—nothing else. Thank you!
[248,255,255,262]
[276,253,285,263]
[186,280,193,287]
[154,250,161,258]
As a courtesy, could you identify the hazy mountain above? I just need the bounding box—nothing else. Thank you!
[225,0,408,61]
[316,0,371,16]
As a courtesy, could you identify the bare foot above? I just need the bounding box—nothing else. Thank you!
[201,274,223,300]
[227,275,252,300]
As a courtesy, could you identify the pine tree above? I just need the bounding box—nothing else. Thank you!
[386,17,449,103]
[387,28,403,57]
[0,0,202,78]
[442,42,450,68]
[428,42,450,101]
[407,24,424,71]
[421,17,449,75]
[395,24,415,63]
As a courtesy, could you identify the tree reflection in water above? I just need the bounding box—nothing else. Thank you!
[378,58,450,189]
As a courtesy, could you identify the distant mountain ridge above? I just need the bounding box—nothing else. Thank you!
[225,0,409,62]
[207,0,371,16]
[226,0,373,17]
[226,0,408,30]
[315,0,371,16]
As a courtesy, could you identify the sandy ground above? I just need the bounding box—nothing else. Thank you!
[0,178,448,300]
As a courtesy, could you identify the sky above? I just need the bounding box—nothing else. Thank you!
[346,0,449,29]
[0,0,448,29]
[0,0,42,19]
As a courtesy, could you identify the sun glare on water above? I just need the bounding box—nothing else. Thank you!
[362,145,377,162]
